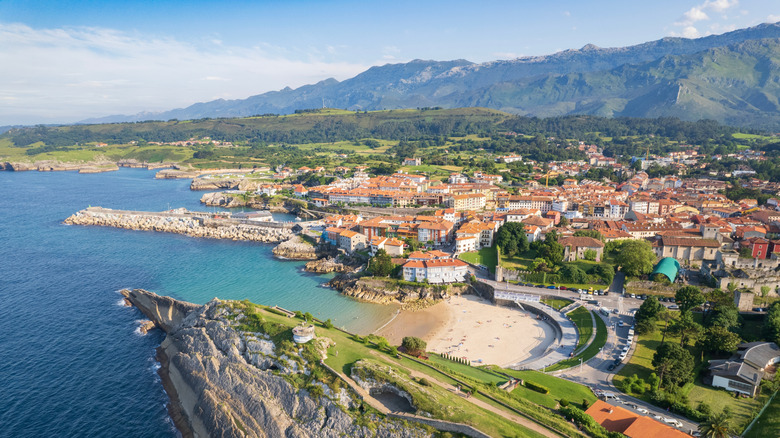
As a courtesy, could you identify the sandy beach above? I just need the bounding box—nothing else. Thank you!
[375,294,555,368]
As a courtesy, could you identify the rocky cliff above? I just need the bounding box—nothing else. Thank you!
[329,276,470,305]
[121,289,433,438]
[65,207,293,243]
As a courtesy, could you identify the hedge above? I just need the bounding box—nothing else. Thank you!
[524,381,550,394]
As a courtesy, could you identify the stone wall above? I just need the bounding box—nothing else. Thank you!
[387,413,492,438]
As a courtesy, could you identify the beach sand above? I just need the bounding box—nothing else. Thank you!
[375,294,556,368]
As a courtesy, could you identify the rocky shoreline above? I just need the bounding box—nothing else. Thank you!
[0,159,173,172]
[64,207,293,243]
[271,235,322,259]
[328,275,471,306]
[121,288,432,438]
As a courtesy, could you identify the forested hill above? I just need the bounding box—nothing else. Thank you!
[4,109,744,150]
[81,22,780,130]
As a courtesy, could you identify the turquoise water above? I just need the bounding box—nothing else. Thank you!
[0,168,395,437]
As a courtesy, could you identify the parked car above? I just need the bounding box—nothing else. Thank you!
[603,291,610,296]
[640,294,647,300]
[636,407,649,414]
[630,293,636,298]
[535,284,545,288]
[669,305,679,310]
[547,285,557,289]
[607,363,616,371]
[614,358,623,365]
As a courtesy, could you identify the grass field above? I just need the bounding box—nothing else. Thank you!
[541,298,574,311]
[458,246,498,272]
[745,391,780,438]
[614,318,762,429]
[567,307,593,352]
[500,368,598,409]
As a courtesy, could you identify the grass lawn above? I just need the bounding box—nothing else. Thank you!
[567,307,593,352]
[499,249,536,271]
[745,391,780,438]
[500,369,598,409]
[614,318,762,429]
[547,312,607,371]
[458,246,497,272]
[541,298,574,311]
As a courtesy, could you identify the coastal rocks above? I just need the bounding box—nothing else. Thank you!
[199,191,299,214]
[272,235,320,260]
[122,289,433,438]
[190,177,245,191]
[199,192,247,208]
[330,276,470,305]
[0,162,37,171]
[64,207,293,243]
[304,255,363,274]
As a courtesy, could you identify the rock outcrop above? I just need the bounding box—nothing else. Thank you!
[65,207,293,243]
[329,276,470,305]
[304,255,363,274]
[272,235,321,260]
[121,289,433,438]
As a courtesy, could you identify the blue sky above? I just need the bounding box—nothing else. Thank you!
[0,0,778,124]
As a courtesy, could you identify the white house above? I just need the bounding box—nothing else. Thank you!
[709,342,780,397]
[402,258,469,283]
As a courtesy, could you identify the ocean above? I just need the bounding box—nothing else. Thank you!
[0,168,395,437]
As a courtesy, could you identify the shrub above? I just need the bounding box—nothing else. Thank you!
[524,381,549,394]
[323,318,334,329]
[559,398,570,407]
[402,336,427,356]
[417,377,432,387]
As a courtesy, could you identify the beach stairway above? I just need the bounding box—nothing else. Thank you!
[559,302,581,314]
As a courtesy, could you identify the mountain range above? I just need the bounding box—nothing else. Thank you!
[84,22,780,130]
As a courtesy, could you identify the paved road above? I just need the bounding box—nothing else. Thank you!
[550,308,699,435]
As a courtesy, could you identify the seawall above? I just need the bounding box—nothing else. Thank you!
[64,206,294,243]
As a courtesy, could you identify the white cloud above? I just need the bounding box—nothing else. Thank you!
[678,7,709,26]
[563,11,571,17]
[0,23,372,124]
[768,14,780,22]
[703,0,738,12]
[671,0,740,34]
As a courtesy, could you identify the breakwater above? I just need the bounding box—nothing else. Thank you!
[64,206,293,242]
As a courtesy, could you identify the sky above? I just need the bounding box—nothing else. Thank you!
[0,0,778,125]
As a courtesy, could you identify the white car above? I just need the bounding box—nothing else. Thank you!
[636,407,649,414]
[663,418,683,428]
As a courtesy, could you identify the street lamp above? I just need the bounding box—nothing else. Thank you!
[580,357,583,373]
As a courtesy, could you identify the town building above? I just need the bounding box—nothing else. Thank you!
[559,236,604,262]
[402,258,469,283]
[708,342,780,397]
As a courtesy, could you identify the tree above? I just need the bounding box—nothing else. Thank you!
[558,216,569,227]
[369,249,394,277]
[765,301,780,345]
[652,343,694,388]
[635,296,665,333]
[561,265,587,284]
[709,304,739,330]
[583,249,598,261]
[700,325,741,354]
[675,286,705,313]
[401,336,427,356]
[668,311,704,347]
[610,240,656,277]
[698,412,733,438]
[573,230,604,241]
[495,222,529,257]
[595,263,615,285]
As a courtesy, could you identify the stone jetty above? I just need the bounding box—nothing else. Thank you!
[64,207,293,243]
